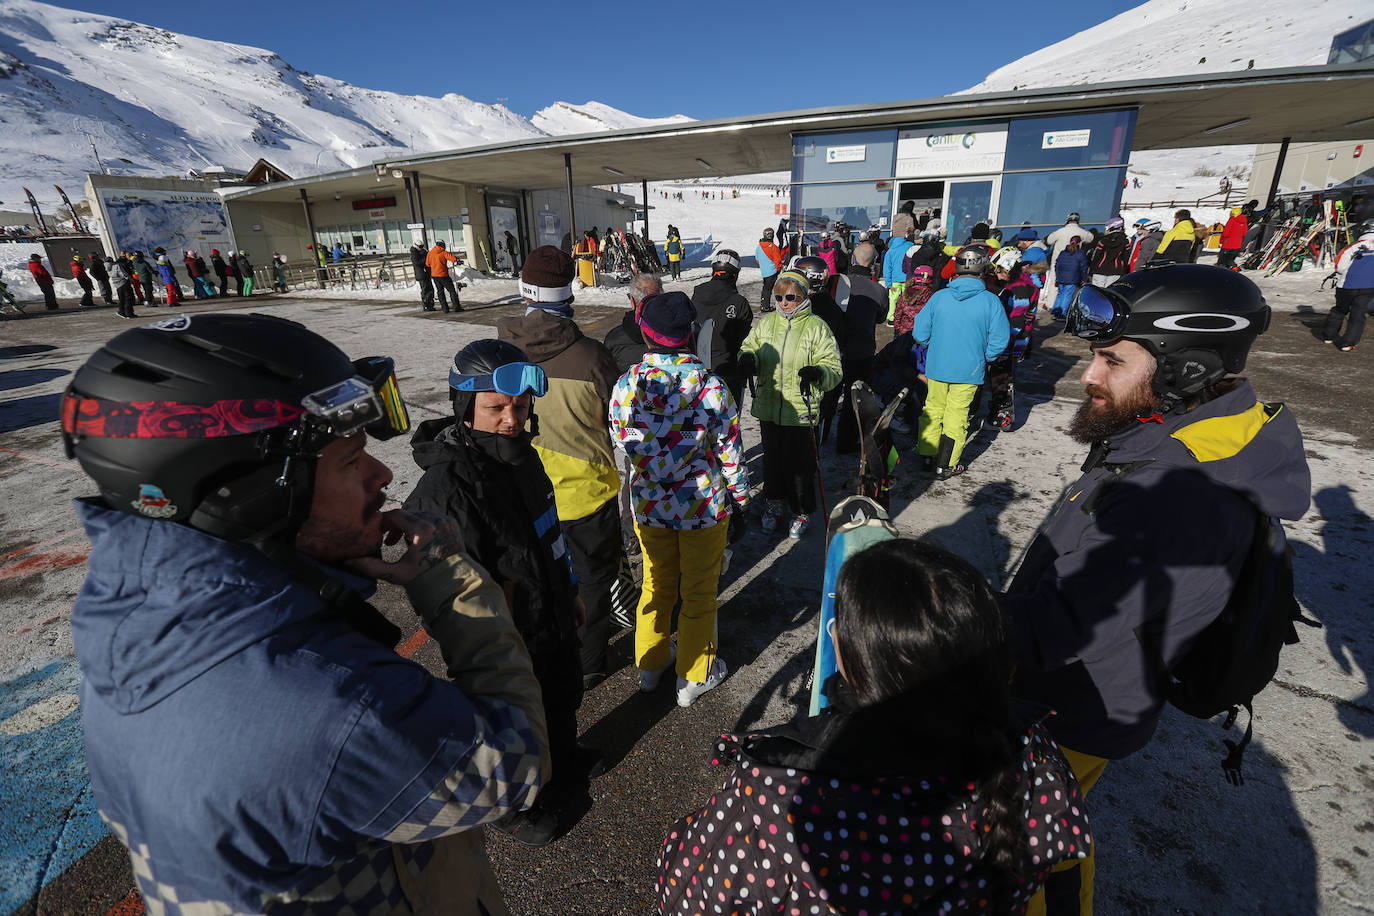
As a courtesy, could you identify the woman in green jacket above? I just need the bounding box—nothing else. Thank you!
[737,270,842,539]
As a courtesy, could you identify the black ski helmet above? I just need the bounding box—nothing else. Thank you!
[448,338,539,424]
[1075,264,1270,409]
[954,244,992,276]
[793,255,829,292]
[711,248,742,276]
[61,313,402,542]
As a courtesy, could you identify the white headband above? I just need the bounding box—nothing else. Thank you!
[520,279,573,302]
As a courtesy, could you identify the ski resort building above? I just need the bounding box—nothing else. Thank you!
[181,63,1374,273]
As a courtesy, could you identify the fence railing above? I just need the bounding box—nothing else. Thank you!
[1121,185,1249,211]
[257,254,438,293]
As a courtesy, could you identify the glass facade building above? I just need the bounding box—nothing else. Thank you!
[790,108,1137,244]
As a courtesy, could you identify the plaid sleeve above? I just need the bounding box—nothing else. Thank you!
[316,658,543,850]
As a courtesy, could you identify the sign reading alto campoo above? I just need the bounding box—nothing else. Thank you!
[95,187,235,258]
[895,123,1008,178]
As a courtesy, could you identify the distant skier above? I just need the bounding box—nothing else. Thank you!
[71,254,95,308]
[107,256,137,319]
[132,252,157,305]
[1088,217,1131,286]
[271,254,288,292]
[664,228,684,280]
[1044,212,1091,309]
[156,254,181,306]
[184,250,212,299]
[234,251,254,296]
[27,253,59,310]
[409,240,435,310]
[87,252,113,304]
[425,239,462,312]
[504,230,522,272]
[756,227,783,313]
[1051,236,1089,319]
[210,249,231,296]
[1216,207,1249,270]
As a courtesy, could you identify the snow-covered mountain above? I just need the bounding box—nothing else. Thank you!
[964,0,1360,94]
[0,0,687,212]
[532,101,691,136]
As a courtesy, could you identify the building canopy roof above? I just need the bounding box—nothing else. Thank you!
[224,63,1374,204]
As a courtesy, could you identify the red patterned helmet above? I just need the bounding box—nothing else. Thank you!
[62,313,408,541]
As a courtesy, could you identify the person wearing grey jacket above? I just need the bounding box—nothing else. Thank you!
[1001,265,1310,914]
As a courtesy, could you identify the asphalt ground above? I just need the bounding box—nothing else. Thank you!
[1,270,1371,914]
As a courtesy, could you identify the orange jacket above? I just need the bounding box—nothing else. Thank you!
[759,240,783,271]
[426,246,458,278]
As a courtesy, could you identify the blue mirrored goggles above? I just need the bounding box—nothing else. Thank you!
[448,361,548,398]
[1066,285,1129,341]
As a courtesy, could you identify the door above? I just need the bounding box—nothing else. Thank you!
[486,192,523,273]
[943,177,1000,245]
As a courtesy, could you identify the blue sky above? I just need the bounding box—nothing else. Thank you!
[50,0,1146,119]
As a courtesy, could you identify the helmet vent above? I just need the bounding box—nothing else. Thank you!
[112,361,171,384]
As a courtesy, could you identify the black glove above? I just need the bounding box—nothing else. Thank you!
[728,501,750,543]
[798,365,824,387]
[737,351,756,377]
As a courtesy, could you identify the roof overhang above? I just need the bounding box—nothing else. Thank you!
[223,63,1374,204]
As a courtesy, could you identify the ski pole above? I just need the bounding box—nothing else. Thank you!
[801,381,828,522]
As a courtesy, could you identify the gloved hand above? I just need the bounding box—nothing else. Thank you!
[798,365,824,387]
[737,351,756,377]
[728,501,750,543]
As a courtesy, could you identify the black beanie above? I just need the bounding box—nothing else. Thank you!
[637,291,696,350]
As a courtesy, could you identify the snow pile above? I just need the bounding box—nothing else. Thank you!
[0,0,693,213]
[0,240,82,301]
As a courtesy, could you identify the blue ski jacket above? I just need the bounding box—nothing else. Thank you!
[71,500,548,915]
[910,277,1010,385]
[881,236,914,287]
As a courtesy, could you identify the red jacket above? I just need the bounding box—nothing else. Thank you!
[28,261,53,285]
[1220,214,1248,250]
[70,259,87,280]
[758,240,783,272]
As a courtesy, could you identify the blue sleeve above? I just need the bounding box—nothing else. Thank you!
[911,294,935,345]
[984,295,1012,362]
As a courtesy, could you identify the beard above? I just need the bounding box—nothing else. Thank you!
[1069,376,1160,444]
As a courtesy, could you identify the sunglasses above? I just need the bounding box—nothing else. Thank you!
[773,293,802,303]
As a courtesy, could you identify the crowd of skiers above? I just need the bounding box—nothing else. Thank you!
[13,246,279,319]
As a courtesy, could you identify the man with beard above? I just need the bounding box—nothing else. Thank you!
[64,313,548,915]
[1000,265,1310,916]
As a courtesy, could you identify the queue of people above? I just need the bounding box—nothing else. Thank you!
[59,224,1312,916]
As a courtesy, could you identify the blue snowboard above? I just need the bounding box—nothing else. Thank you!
[809,495,897,716]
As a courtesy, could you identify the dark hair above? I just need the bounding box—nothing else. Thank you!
[833,538,1028,908]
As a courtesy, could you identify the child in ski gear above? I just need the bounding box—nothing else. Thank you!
[911,245,1011,479]
[893,263,935,337]
[738,270,842,539]
[1052,236,1089,318]
[28,253,59,310]
[155,254,181,306]
[405,338,594,847]
[881,227,916,323]
[499,246,623,688]
[657,537,1090,916]
[608,291,749,707]
[1005,266,1310,913]
[664,230,684,280]
[1322,226,1374,350]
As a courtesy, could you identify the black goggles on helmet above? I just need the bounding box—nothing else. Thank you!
[1066,285,1130,341]
[301,356,411,441]
[448,361,548,398]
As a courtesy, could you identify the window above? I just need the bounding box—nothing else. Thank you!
[1329,18,1374,64]
[1004,111,1136,171]
[794,181,893,237]
[793,130,898,182]
[998,168,1127,228]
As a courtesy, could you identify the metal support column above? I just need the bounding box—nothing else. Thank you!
[1265,138,1291,210]
[299,188,323,289]
[564,153,577,250]
[403,176,417,227]
[411,172,428,246]
[642,179,649,240]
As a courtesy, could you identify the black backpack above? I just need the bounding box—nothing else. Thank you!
[1135,501,1318,785]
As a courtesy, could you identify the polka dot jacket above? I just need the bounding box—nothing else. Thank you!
[656,721,1090,915]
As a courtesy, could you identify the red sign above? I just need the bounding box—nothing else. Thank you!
[351,197,397,211]
[1356,145,1364,159]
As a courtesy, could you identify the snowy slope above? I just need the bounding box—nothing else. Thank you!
[0,0,688,213]
[962,0,1369,214]
[531,101,690,136]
